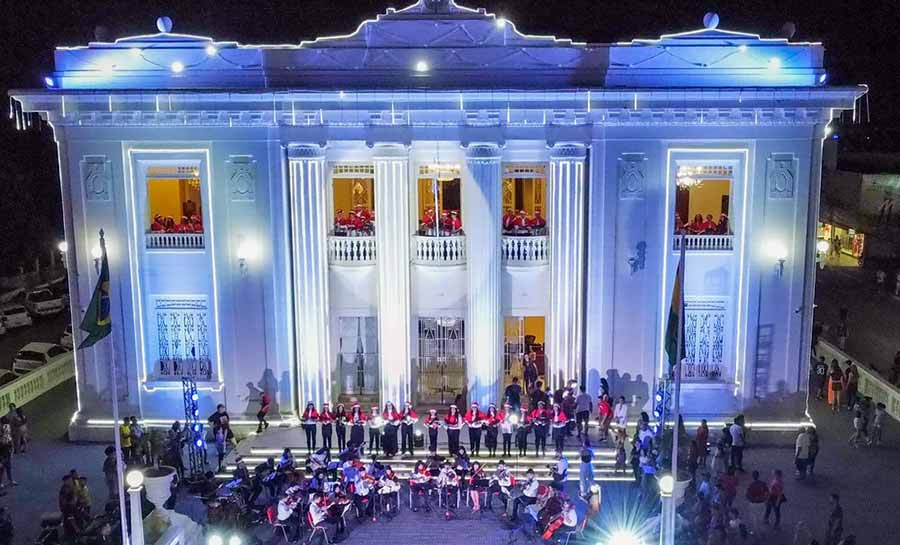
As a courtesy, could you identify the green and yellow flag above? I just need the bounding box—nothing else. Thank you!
[664,258,685,373]
[79,231,111,349]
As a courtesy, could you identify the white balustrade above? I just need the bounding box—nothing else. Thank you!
[502,235,549,264]
[412,235,466,265]
[328,235,376,265]
[673,234,733,252]
[146,232,205,249]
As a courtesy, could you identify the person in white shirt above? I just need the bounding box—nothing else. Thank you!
[728,417,746,471]
[550,454,569,489]
[613,396,628,429]
[794,427,811,478]
[277,487,303,541]
[511,468,540,521]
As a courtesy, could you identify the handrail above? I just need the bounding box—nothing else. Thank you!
[0,351,74,409]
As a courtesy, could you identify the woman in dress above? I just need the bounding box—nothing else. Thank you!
[348,403,366,450]
[424,408,441,455]
[301,402,319,454]
[483,404,500,457]
[382,402,401,457]
[334,403,348,452]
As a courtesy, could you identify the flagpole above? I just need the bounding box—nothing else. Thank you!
[100,230,130,545]
[671,233,686,477]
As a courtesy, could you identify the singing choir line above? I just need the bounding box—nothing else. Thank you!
[297,400,574,459]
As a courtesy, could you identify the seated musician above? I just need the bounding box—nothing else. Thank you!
[487,460,514,513]
[550,453,569,489]
[541,496,578,540]
[277,484,304,541]
[537,488,564,534]
[436,461,461,510]
[511,468,540,521]
[325,485,351,535]
[230,456,252,504]
[350,466,375,520]
[252,457,277,504]
[378,466,401,518]
[409,460,434,513]
[307,491,329,530]
[467,461,489,512]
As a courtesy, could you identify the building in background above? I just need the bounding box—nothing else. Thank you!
[10,0,862,439]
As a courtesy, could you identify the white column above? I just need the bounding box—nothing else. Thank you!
[128,484,145,545]
[463,143,504,406]
[288,145,332,407]
[547,143,588,390]
[373,144,413,406]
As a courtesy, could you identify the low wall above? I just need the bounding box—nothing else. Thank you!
[0,351,75,409]
[817,340,900,420]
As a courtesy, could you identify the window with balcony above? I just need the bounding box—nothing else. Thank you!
[332,165,375,237]
[673,165,733,251]
[146,165,204,249]
[502,165,547,236]
[417,165,463,237]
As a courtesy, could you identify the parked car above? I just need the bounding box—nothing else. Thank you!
[0,370,21,387]
[13,342,70,374]
[2,305,33,328]
[24,289,64,317]
[60,324,74,349]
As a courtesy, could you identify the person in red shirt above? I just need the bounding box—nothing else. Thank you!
[464,402,485,456]
[450,211,462,233]
[483,404,500,457]
[319,402,334,452]
[719,466,739,508]
[333,403,348,452]
[444,405,463,456]
[763,469,785,528]
[502,209,515,233]
[687,214,705,234]
[532,210,546,229]
[423,408,441,455]
[745,470,769,523]
[597,393,613,441]
[512,210,530,231]
[301,402,319,454]
[439,210,452,234]
[381,402,402,457]
[550,403,568,456]
[701,214,717,233]
[399,401,418,457]
[420,208,435,234]
[150,214,164,232]
[531,401,550,456]
[348,403,366,450]
[256,391,271,433]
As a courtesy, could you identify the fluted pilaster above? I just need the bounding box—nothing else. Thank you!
[373,144,413,406]
[288,144,332,407]
[547,143,587,390]
[463,143,504,406]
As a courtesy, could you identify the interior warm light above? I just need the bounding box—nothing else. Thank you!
[816,239,830,254]
[170,61,185,73]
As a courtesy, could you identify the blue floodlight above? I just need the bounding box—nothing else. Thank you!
[44,77,55,87]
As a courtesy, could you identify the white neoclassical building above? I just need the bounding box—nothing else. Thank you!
[11,0,863,439]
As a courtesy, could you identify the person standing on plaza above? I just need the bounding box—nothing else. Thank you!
[763,469,785,528]
[795,426,811,478]
[825,494,843,545]
[7,405,26,454]
[828,361,844,414]
[0,417,14,487]
[848,410,865,448]
[807,427,820,476]
[118,417,132,463]
[574,386,593,440]
[729,416,746,472]
[696,419,710,466]
[578,440,595,498]
[130,416,148,465]
[844,362,859,410]
[745,470,769,525]
[256,390,271,433]
[869,402,886,446]
[319,402,334,452]
[597,393,613,442]
[813,356,829,401]
[836,316,848,351]
[102,446,118,502]
[301,402,319,454]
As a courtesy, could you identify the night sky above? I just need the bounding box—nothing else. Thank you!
[1,0,897,274]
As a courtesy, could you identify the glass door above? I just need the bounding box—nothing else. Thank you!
[417,317,465,405]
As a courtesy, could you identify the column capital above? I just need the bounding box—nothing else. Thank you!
[371,142,410,160]
[463,142,504,161]
[287,143,327,160]
[548,142,588,160]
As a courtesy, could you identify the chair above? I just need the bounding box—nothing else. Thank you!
[561,516,587,545]
[265,505,292,544]
[306,511,330,545]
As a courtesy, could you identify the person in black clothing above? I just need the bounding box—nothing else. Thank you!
[249,458,276,505]
[529,380,546,410]
[504,377,523,411]
[207,404,229,431]
[524,354,539,395]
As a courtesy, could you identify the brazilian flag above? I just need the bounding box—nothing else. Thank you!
[664,257,685,374]
[79,233,111,349]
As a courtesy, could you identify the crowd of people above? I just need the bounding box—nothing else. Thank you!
[148,213,204,234]
[417,208,463,236]
[502,209,547,236]
[333,205,375,236]
[675,213,730,235]
[810,355,887,447]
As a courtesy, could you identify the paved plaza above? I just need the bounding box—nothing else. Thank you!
[2,377,898,545]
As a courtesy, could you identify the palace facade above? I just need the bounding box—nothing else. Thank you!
[11,0,863,439]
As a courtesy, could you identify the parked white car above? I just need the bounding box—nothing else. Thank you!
[2,305,33,328]
[13,342,70,374]
[24,289,65,316]
[60,324,74,349]
[0,370,21,387]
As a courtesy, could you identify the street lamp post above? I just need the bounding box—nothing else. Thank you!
[126,470,145,545]
[658,474,675,545]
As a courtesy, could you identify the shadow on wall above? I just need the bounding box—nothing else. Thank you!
[280,371,292,415]
[604,369,651,411]
[242,369,282,417]
[754,324,774,399]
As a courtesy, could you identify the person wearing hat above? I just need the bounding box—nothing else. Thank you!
[301,402,319,454]
[444,405,463,456]
[531,401,550,457]
[333,403,348,452]
[348,403,366,451]
[484,404,500,457]
[449,210,462,233]
[499,403,515,457]
[550,403,569,456]
[464,402,485,457]
[516,410,533,457]
[319,403,334,452]
[424,409,441,455]
[400,401,419,457]
[531,209,546,233]
[382,402,402,457]
[502,208,516,234]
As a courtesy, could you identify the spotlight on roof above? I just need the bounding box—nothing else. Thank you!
[44,77,55,88]
[819,73,828,84]
[737,44,748,52]
[171,61,185,73]
[415,60,429,73]
[205,44,218,56]
[495,17,506,29]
